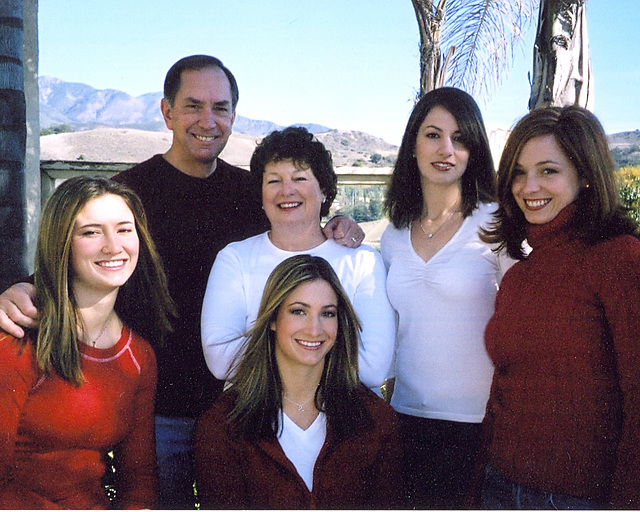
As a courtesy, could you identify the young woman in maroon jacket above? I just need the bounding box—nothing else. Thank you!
[0,176,175,509]
[194,254,402,509]
[480,106,640,509]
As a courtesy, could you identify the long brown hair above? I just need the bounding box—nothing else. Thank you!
[33,176,175,385]
[226,255,371,441]
[482,106,638,259]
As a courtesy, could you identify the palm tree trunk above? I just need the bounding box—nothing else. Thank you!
[411,0,448,98]
[528,0,593,110]
[0,0,28,289]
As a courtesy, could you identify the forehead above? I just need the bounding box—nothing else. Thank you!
[517,134,571,165]
[75,194,133,223]
[264,159,312,174]
[286,279,337,304]
[420,105,459,130]
[175,67,232,102]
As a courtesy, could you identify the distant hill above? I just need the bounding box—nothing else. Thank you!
[609,130,640,167]
[38,76,398,167]
[38,76,331,136]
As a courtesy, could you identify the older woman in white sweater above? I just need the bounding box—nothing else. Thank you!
[201,127,395,392]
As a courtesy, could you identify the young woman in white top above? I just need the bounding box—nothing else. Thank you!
[201,127,395,392]
[381,87,513,509]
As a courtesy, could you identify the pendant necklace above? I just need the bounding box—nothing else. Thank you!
[420,204,459,239]
[283,393,314,412]
[85,310,114,348]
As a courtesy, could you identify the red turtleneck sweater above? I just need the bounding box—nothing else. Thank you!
[484,205,640,508]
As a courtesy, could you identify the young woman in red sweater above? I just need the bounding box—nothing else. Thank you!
[0,176,175,509]
[481,106,640,509]
[194,254,402,509]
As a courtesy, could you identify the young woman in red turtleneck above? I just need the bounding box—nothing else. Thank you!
[480,106,640,509]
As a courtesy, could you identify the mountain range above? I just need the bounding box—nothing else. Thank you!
[39,75,331,136]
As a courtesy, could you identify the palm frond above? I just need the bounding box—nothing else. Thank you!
[439,0,538,100]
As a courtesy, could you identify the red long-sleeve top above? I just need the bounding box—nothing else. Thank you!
[0,326,157,509]
[484,205,640,508]
[194,389,403,509]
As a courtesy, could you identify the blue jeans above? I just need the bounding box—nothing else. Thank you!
[155,416,197,509]
[481,465,605,510]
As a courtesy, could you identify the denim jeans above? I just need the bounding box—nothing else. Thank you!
[155,415,197,509]
[481,465,605,510]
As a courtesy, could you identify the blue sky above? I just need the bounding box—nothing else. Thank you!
[38,0,639,145]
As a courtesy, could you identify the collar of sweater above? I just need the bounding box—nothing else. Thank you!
[525,202,577,250]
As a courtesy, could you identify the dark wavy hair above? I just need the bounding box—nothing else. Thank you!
[481,106,639,260]
[225,255,371,442]
[250,127,338,218]
[163,54,239,110]
[384,87,496,228]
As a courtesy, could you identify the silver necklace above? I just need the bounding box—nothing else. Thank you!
[283,393,314,412]
[85,310,113,348]
[419,205,459,239]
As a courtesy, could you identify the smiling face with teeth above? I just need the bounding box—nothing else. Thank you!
[161,67,236,178]
[271,279,338,372]
[414,105,470,191]
[262,159,326,236]
[511,134,582,225]
[70,194,139,297]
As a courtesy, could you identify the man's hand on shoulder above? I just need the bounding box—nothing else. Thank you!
[0,283,38,338]
[323,215,365,248]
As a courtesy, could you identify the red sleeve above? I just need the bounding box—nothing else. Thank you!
[194,399,250,509]
[111,335,158,509]
[594,237,640,508]
[0,335,54,508]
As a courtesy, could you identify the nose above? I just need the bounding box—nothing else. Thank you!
[438,136,454,156]
[198,108,217,130]
[306,315,323,336]
[281,178,295,195]
[102,233,123,255]
[520,173,541,194]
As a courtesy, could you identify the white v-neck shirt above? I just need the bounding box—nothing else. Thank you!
[278,412,327,491]
[381,203,515,422]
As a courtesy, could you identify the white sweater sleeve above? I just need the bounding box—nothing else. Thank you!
[201,246,249,380]
[350,249,396,390]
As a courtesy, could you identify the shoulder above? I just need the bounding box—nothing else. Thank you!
[124,327,157,372]
[196,393,235,442]
[471,202,499,226]
[380,221,408,244]
[113,155,166,186]
[588,234,640,268]
[0,332,37,380]
[358,387,398,425]
[219,232,268,258]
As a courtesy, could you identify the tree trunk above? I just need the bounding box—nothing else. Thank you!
[0,0,28,290]
[411,0,448,99]
[528,0,593,110]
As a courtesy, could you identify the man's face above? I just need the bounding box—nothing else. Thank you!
[161,67,236,173]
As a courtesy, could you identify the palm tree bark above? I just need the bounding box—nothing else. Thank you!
[528,0,593,110]
[0,0,28,289]
[411,0,448,98]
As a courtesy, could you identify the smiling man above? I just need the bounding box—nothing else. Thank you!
[0,55,364,509]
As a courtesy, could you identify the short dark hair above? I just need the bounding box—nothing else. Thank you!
[250,127,338,218]
[482,105,639,259]
[163,54,239,110]
[384,87,496,228]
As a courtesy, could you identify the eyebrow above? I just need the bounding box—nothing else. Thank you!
[286,301,338,309]
[75,220,134,229]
